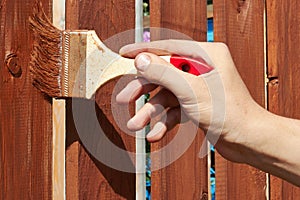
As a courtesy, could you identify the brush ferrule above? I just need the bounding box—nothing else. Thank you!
[62,31,70,97]
[61,30,136,99]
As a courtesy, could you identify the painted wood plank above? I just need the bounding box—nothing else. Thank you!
[150,0,207,41]
[266,0,300,198]
[65,76,137,200]
[149,1,209,199]
[214,0,267,199]
[65,0,136,199]
[150,123,210,200]
[0,0,53,199]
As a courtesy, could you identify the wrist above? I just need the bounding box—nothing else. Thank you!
[238,107,300,186]
[216,100,268,163]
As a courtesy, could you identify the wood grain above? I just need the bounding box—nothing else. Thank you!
[149,1,209,199]
[214,0,267,199]
[150,123,209,200]
[150,0,207,41]
[66,76,136,200]
[65,1,136,198]
[266,0,300,198]
[52,1,66,198]
[0,0,53,199]
[52,100,66,199]
[66,0,135,52]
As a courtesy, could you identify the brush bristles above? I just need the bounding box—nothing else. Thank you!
[29,2,63,97]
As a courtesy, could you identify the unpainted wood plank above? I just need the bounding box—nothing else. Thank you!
[52,1,66,198]
[214,0,267,199]
[53,100,66,199]
[266,0,300,198]
[0,0,53,199]
[149,1,209,199]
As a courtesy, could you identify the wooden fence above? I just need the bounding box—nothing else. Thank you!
[1,0,299,199]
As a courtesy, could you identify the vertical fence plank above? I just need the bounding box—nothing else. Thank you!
[267,0,300,198]
[52,1,66,198]
[149,1,209,199]
[0,0,53,199]
[214,0,267,199]
[150,0,207,41]
[65,0,136,199]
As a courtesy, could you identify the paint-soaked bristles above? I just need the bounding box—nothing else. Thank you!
[29,2,63,97]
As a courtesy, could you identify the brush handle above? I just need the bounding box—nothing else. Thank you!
[170,55,214,76]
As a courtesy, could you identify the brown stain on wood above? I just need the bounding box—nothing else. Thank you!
[150,122,209,200]
[149,0,208,199]
[268,79,279,114]
[66,0,135,53]
[66,76,136,200]
[214,0,267,199]
[65,1,135,199]
[267,0,300,198]
[150,0,207,41]
[0,0,52,199]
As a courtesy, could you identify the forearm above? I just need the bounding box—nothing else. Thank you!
[243,106,300,186]
[119,40,300,186]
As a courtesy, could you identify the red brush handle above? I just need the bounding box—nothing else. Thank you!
[170,55,214,76]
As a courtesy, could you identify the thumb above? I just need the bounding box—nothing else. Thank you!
[135,53,196,100]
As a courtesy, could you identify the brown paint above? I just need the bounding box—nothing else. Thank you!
[214,0,267,199]
[29,3,63,98]
[0,0,52,199]
[66,76,136,200]
[1,0,298,198]
[267,0,300,198]
[149,0,209,199]
[150,0,207,41]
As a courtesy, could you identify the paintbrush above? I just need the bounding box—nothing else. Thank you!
[29,3,213,99]
[29,3,137,99]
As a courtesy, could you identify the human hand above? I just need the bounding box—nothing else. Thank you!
[116,40,263,162]
[115,40,300,186]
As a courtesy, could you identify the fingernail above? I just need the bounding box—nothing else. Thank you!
[136,54,150,71]
[119,46,129,55]
[116,85,132,103]
[127,117,141,131]
[146,122,166,141]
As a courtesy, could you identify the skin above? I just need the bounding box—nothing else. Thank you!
[116,40,300,187]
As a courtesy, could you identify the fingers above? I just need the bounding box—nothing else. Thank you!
[134,53,197,101]
[119,40,196,57]
[119,40,214,66]
[146,107,182,142]
[116,78,157,104]
[127,88,179,131]
[119,41,171,58]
